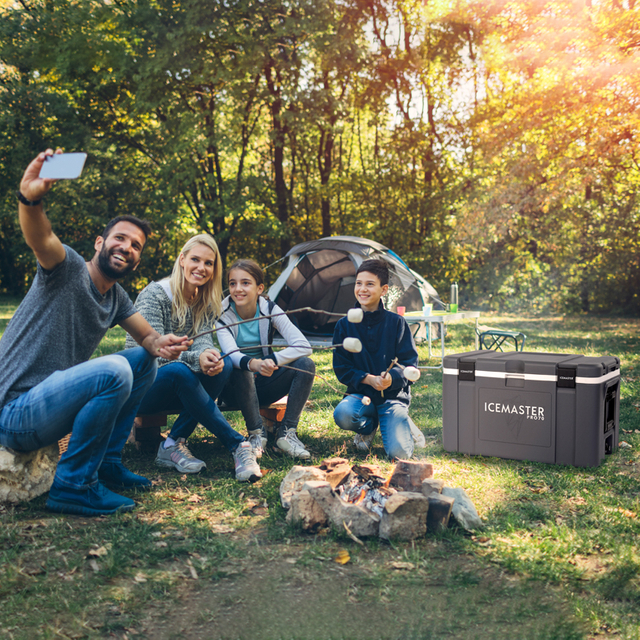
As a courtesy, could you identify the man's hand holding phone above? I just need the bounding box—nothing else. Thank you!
[19,150,87,205]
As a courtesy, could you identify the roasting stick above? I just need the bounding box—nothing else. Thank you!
[190,306,364,341]
[380,358,421,398]
[275,364,371,404]
[218,338,363,360]
[380,358,398,398]
[216,339,368,404]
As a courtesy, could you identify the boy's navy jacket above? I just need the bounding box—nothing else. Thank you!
[332,301,419,406]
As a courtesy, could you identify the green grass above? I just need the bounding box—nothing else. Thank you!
[1,303,640,639]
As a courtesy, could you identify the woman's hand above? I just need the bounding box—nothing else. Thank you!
[200,349,225,376]
[250,358,278,377]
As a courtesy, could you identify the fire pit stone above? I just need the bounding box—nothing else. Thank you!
[304,480,381,538]
[422,478,445,497]
[379,491,430,541]
[286,489,329,531]
[280,465,328,509]
[442,487,483,530]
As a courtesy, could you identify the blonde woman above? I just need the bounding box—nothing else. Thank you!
[125,235,261,482]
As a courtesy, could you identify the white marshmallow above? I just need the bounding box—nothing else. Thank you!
[362,396,372,406]
[403,366,421,382]
[347,308,364,323]
[342,337,363,353]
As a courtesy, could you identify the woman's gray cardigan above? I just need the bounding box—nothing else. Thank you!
[124,280,215,373]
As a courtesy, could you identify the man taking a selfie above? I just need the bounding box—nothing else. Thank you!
[0,149,190,516]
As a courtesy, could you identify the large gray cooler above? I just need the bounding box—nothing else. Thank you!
[442,351,620,467]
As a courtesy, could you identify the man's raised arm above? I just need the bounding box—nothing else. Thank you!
[18,150,66,271]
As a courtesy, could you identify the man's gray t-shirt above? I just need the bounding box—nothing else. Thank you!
[0,245,136,409]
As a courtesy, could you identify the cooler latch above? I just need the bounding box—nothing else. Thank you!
[459,362,475,381]
[557,366,576,388]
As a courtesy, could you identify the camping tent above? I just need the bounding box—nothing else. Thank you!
[268,236,444,337]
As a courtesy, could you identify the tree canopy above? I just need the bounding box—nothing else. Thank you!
[1,0,639,313]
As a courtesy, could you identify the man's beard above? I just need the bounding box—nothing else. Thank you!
[97,245,137,280]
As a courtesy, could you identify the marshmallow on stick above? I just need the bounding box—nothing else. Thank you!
[190,306,363,341]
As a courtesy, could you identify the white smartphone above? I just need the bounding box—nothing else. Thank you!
[39,152,87,180]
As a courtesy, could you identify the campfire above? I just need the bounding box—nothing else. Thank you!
[280,457,482,541]
[335,465,395,518]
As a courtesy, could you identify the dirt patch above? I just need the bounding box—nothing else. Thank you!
[134,541,582,640]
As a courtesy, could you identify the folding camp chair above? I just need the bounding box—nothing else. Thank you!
[475,326,526,352]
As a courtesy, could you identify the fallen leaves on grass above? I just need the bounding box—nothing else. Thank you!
[389,561,415,570]
[334,549,350,565]
[87,544,111,558]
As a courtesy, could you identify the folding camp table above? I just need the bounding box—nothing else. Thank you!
[404,310,481,369]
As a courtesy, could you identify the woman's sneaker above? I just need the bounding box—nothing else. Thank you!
[248,427,268,458]
[276,429,310,459]
[233,441,262,482]
[156,438,206,474]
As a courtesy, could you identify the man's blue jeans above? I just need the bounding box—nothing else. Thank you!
[0,347,157,490]
[333,394,414,460]
[137,359,244,452]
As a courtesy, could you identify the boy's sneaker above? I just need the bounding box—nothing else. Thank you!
[276,429,310,459]
[156,438,206,474]
[46,482,134,517]
[233,441,262,482]
[248,427,268,458]
[353,427,377,452]
[408,417,426,448]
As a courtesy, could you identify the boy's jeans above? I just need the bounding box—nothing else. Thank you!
[137,358,244,452]
[0,347,157,490]
[333,394,414,460]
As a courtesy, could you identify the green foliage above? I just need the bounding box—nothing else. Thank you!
[1,0,640,310]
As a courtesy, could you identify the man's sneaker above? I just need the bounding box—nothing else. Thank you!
[99,461,152,490]
[233,441,262,482]
[155,438,206,474]
[248,427,268,458]
[408,417,426,448]
[276,429,310,459]
[353,428,377,452]
[46,482,135,517]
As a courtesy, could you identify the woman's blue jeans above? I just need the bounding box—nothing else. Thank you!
[0,347,157,490]
[136,358,243,452]
[333,394,414,460]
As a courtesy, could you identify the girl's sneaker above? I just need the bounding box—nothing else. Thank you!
[276,429,310,459]
[248,427,268,458]
[233,441,262,482]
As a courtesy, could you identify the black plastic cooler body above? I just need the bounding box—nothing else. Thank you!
[442,351,620,467]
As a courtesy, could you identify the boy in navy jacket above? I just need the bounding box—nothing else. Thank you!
[332,259,423,459]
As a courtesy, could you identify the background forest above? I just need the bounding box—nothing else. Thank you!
[1,0,639,314]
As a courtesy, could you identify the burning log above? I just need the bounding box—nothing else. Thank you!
[388,460,434,492]
[325,463,352,490]
[426,494,454,533]
[351,464,386,482]
[319,458,350,471]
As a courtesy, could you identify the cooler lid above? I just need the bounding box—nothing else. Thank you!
[443,351,620,385]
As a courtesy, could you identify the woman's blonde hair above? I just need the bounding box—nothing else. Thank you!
[169,234,223,333]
